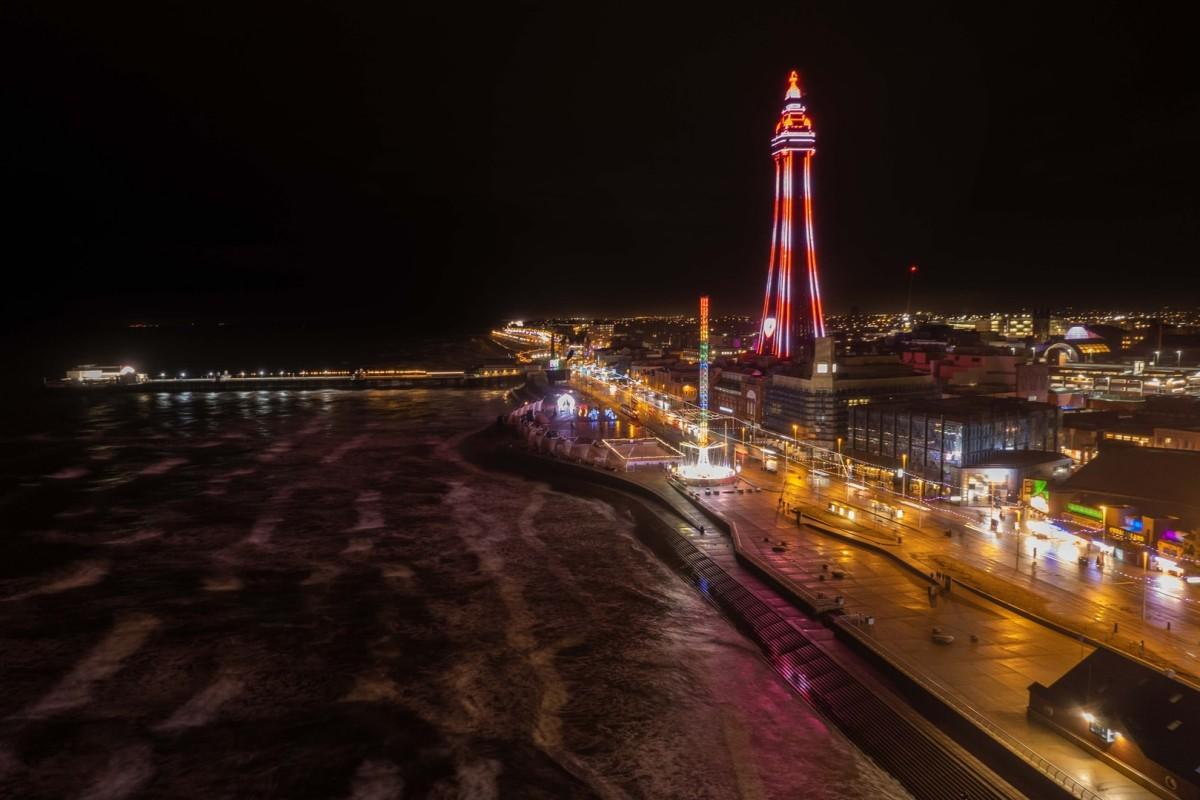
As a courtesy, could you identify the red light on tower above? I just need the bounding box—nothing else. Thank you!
[757,70,826,359]
[909,264,918,275]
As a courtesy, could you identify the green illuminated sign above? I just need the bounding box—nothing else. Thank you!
[1068,503,1104,520]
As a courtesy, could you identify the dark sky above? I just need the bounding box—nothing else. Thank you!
[4,2,1200,332]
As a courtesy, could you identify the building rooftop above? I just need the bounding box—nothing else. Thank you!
[600,437,683,463]
[1062,411,1119,431]
[971,450,1071,468]
[1057,447,1200,512]
[1033,648,1200,788]
[836,355,927,380]
[862,395,1055,418]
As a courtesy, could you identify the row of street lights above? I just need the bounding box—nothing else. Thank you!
[580,365,959,509]
[608,361,1185,640]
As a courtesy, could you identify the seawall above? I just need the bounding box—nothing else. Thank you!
[469,426,1090,800]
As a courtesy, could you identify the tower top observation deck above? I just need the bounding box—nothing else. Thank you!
[772,70,816,155]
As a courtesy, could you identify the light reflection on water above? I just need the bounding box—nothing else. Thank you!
[0,389,908,799]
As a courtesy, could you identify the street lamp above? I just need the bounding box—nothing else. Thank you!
[1142,547,1150,622]
[836,435,846,491]
[781,423,796,496]
[1097,505,1108,567]
[1154,350,1160,366]
[1177,349,1183,366]
[900,453,909,498]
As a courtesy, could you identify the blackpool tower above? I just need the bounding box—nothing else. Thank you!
[756,70,826,359]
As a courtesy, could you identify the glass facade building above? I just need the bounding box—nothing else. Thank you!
[846,397,1060,487]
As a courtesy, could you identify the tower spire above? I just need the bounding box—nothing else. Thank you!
[786,69,802,99]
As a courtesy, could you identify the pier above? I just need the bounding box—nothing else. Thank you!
[45,367,529,393]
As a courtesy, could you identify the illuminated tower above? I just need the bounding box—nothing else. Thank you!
[678,295,735,485]
[698,295,710,445]
[756,70,827,359]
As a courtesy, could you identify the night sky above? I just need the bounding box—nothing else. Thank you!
[4,3,1200,333]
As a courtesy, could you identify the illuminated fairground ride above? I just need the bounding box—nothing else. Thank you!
[756,70,827,360]
[677,295,738,486]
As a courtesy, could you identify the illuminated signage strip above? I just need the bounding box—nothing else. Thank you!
[1067,503,1104,520]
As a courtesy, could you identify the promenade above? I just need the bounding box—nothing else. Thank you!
[771,467,1200,687]
[558,382,1159,798]
[692,480,1148,798]
[576,372,1200,686]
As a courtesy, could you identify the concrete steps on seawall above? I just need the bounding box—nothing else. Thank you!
[497,445,1027,800]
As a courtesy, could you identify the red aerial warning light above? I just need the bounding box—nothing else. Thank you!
[909,264,919,274]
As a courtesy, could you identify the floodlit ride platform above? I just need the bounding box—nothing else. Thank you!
[676,441,739,486]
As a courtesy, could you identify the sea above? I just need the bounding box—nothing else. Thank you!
[0,330,911,799]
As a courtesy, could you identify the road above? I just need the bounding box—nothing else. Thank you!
[691,483,1148,799]
[570,371,1200,683]
[542,390,1151,798]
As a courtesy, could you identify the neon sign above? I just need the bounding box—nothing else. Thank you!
[1068,503,1104,520]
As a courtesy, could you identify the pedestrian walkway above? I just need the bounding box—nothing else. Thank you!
[564,378,1171,796]
[763,464,1200,687]
[680,476,1152,799]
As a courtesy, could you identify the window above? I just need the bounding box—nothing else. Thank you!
[1167,720,1182,731]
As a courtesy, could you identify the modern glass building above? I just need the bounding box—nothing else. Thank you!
[762,339,937,449]
[845,397,1061,490]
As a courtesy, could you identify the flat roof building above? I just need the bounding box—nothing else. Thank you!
[1029,648,1200,800]
[1051,446,1200,560]
[846,396,1061,501]
[763,338,937,449]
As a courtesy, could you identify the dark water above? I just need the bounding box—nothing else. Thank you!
[0,389,908,799]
